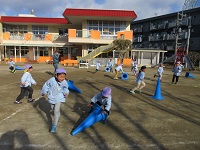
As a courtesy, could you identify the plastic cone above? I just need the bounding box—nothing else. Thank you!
[151,78,163,100]
[105,67,110,72]
[71,104,108,136]
[121,72,128,80]
[15,66,25,70]
[67,80,82,93]
[185,72,196,78]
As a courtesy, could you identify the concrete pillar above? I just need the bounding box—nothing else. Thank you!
[157,52,160,64]
[161,52,164,62]
[33,47,35,60]
[19,46,21,62]
[138,51,140,64]
[14,46,16,62]
[141,52,143,65]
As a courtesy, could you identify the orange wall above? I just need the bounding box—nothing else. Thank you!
[13,58,27,62]
[38,56,52,62]
[68,29,76,38]
[90,30,100,39]
[117,31,133,40]
[24,33,32,41]
[117,58,132,67]
[3,32,10,40]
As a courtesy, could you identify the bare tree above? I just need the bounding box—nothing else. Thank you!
[113,39,132,63]
[188,51,200,66]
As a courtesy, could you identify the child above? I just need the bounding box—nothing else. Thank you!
[114,64,124,79]
[87,87,112,115]
[106,59,114,72]
[154,63,164,81]
[14,64,37,104]
[130,66,146,94]
[8,58,16,73]
[171,61,182,84]
[96,60,101,71]
[41,68,69,133]
[131,59,138,76]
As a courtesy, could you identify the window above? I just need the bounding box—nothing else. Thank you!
[87,20,126,36]
[3,25,28,34]
[39,47,49,56]
[59,28,68,35]
[32,26,48,35]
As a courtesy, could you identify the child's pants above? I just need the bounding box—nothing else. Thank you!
[172,74,179,83]
[16,86,33,102]
[51,102,61,126]
[53,63,58,73]
[114,69,119,78]
[133,81,146,91]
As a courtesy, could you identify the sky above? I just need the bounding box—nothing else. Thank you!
[0,0,199,20]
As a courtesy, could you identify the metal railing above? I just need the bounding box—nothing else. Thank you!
[10,33,24,40]
[78,42,115,61]
[32,34,46,41]
[52,34,68,42]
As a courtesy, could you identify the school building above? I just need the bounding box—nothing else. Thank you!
[0,8,136,65]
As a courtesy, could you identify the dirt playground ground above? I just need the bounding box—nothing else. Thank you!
[0,63,200,150]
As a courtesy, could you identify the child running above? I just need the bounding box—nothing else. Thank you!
[41,68,69,133]
[154,63,164,81]
[14,64,36,104]
[8,58,16,73]
[130,66,146,94]
[171,61,182,84]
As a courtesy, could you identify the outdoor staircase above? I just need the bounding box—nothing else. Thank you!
[78,42,116,62]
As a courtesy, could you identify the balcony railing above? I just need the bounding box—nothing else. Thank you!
[10,33,24,40]
[32,34,46,41]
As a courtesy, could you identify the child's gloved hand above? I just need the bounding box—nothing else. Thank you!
[22,82,26,85]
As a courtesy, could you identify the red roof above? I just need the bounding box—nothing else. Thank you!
[0,16,68,24]
[63,8,137,18]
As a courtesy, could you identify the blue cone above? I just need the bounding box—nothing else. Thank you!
[105,67,110,72]
[67,80,82,93]
[185,72,196,78]
[121,72,128,80]
[71,104,108,136]
[151,78,163,100]
[15,66,25,70]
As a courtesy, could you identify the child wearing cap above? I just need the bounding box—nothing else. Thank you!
[114,64,124,79]
[96,60,101,71]
[8,58,16,73]
[87,87,112,115]
[41,68,69,133]
[131,59,138,76]
[154,63,164,81]
[130,66,146,94]
[171,61,182,84]
[14,64,37,104]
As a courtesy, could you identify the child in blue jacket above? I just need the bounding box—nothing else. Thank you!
[8,58,16,73]
[171,61,182,84]
[14,64,37,104]
[130,66,146,94]
[88,87,112,115]
[41,68,69,133]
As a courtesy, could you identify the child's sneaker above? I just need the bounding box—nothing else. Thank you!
[129,90,135,94]
[27,99,35,103]
[14,101,22,104]
[138,89,142,93]
[113,77,118,80]
[51,124,57,133]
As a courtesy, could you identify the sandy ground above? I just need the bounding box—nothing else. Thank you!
[0,63,200,150]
